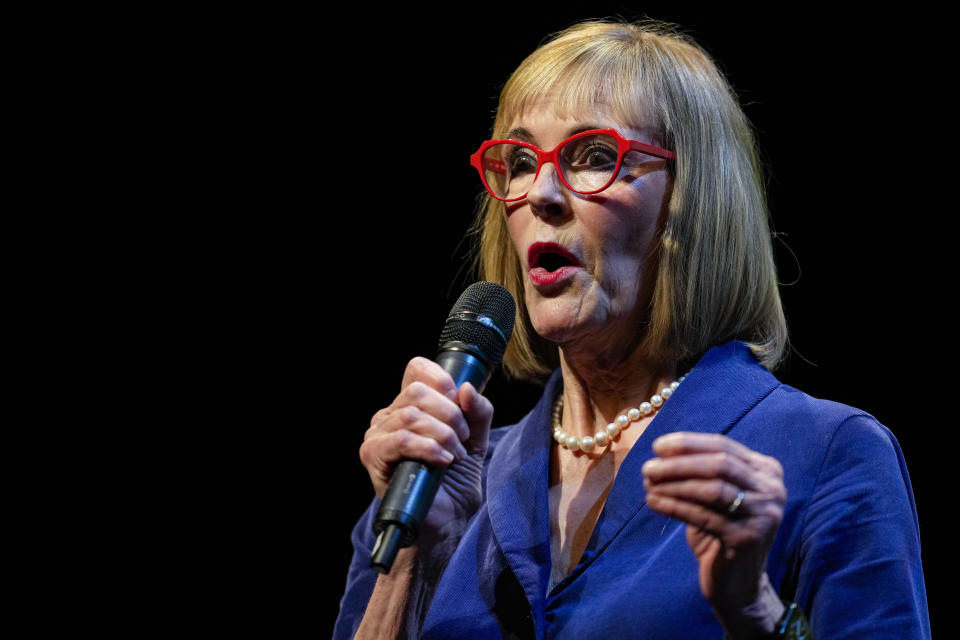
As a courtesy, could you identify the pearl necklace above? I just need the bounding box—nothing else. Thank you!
[552,376,685,454]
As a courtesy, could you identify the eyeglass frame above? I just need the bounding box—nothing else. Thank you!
[469,128,675,202]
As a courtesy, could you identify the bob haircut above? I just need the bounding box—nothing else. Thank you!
[473,18,787,382]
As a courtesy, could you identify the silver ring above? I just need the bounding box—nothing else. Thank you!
[727,490,745,516]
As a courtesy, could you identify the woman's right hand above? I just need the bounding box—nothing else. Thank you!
[360,356,494,542]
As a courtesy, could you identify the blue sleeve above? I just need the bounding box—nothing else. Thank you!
[332,499,380,640]
[795,415,930,638]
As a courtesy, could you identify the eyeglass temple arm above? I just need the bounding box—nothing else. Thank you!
[629,140,675,160]
[482,157,507,175]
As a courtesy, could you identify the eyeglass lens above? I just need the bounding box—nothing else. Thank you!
[481,133,621,199]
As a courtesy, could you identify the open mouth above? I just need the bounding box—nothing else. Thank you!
[538,252,573,272]
[528,242,581,272]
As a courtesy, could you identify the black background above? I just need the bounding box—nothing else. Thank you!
[286,5,945,635]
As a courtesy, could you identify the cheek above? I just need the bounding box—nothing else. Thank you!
[595,246,647,312]
[592,209,659,276]
[590,203,665,305]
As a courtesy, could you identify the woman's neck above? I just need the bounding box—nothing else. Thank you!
[556,345,677,439]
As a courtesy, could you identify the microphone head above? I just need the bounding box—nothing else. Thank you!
[438,281,516,367]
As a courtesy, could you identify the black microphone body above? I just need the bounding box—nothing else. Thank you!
[370,283,515,574]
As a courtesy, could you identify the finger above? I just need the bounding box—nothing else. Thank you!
[645,477,785,526]
[359,428,457,497]
[401,357,459,401]
[645,490,737,538]
[385,428,457,467]
[392,380,472,444]
[643,477,746,514]
[642,452,761,491]
[653,432,756,460]
[457,382,494,453]
[645,490,779,551]
[361,424,459,471]
[374,403,469,461]
[652,432,784,478]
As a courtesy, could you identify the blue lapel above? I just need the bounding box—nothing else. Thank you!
[484,371,560,635]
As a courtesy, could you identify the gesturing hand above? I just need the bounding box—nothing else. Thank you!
[642,432,787,629]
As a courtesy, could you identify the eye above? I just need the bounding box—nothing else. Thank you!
[506,145,538,176]
[563,135,618,171]
[584,145,617,167]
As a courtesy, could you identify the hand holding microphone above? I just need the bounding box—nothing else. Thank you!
[359,282,515,573]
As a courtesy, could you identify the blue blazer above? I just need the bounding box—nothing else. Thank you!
[335,342,929,638]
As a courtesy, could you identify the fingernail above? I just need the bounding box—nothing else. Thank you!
[463,382,478,403]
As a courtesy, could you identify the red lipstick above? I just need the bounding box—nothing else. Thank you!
[527,242,582,287]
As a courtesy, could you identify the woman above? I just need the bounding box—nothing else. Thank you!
[335,19,929,639]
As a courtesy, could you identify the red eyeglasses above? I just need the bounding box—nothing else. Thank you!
[470,128,675,202]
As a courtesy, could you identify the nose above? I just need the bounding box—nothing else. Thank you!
[525,162,567,219]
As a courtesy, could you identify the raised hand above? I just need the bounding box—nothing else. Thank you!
[643,432,787,634]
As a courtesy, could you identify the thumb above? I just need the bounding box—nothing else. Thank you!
[457,382,493,454]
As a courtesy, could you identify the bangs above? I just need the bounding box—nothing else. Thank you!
[493,39,662,139]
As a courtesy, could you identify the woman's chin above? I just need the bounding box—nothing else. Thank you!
[528,308,596,347]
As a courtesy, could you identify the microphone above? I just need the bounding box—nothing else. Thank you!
[370,281,516,573]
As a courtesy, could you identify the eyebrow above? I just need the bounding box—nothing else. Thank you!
[504,124,608,143]
[505,126,534,141]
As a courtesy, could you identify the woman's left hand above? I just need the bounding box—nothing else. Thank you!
[642,432,787,632]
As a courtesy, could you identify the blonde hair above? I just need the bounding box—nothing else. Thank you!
[474,18,787,381]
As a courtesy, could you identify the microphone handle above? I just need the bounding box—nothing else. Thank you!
[369,348,493,574]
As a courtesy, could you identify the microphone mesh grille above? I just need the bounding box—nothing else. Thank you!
[438,282,516,365]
